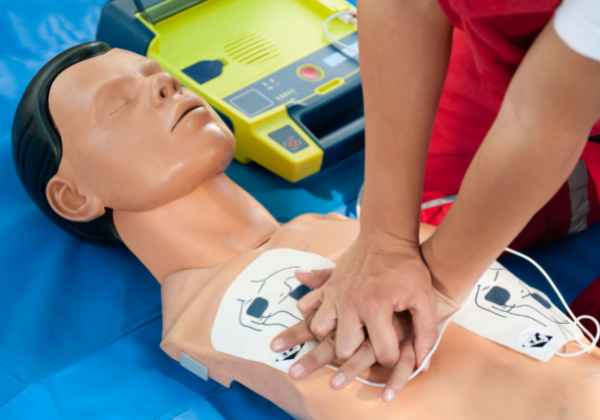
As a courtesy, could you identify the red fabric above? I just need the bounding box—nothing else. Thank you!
[420,202,454,226]
[421,0,600,249]
[423,31,489,204]
[584,143,600,228]
[570,274,600,346]
[436,0,559,102]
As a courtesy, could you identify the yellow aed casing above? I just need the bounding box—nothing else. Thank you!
[97,0,363,182]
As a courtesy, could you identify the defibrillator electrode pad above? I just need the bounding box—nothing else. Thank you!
[453,261,584,362]
[211,248,335,373]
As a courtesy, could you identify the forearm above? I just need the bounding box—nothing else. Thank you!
[358,0,452,242]
[423,22,600,303]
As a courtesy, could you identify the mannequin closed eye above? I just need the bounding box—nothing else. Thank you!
[107,97,128,116]
[94,76,138,121]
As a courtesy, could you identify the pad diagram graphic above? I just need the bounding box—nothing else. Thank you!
[237,266,312,333]
[212,248,336,372]
[454,261,583,361]
[475,267,570,327]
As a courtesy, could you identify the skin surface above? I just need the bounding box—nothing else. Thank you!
[281,0,600,402]
[43,49,600,419]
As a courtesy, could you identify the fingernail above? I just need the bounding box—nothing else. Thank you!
[383,389,396,403]
[331,373,345,388]
[290,364,306,379]
[296,269,311,275]
[271,339,286,352]
[423,359,431,371]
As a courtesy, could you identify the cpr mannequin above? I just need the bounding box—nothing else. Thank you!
[12,42,600,420]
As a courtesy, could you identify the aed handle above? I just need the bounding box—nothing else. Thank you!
[133,0,154,24]
[287,75,364,169]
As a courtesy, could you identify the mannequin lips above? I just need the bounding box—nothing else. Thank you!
[172,99,205,132]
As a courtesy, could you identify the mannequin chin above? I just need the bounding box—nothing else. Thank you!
[15,46,600,420]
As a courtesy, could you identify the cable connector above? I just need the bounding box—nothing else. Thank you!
[337,11,357,24]
[324,11,359,55]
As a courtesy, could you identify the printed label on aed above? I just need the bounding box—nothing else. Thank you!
[211,248,336,373]
[453,261,583,362]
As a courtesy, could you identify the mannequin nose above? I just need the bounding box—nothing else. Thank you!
[150,72,182,108]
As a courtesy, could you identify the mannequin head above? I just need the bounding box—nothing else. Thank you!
[12,42,235,245]
[47,48,235,220]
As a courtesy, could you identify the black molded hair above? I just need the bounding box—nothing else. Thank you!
[12,41,123,246]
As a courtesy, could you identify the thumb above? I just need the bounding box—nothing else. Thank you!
[295,268,334,288]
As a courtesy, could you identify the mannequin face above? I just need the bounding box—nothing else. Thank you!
[47,49,235,218]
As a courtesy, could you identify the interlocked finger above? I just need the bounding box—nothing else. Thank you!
[364,314,401,368]
[288,332,337,381]
[336,303,366,361]
[297,289,324,318]
[271,316,316,353]
[408,292,439,367]
[329,339,377,390]
[308,298,338,341]
[382,340,416,403]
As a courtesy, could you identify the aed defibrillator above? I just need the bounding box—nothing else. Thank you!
[97,0,363,182]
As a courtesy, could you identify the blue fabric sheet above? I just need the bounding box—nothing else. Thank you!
[0,1,598,419]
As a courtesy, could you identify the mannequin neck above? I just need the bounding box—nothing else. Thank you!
[113,173,279,283]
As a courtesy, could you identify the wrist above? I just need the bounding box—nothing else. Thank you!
[359,221,421,253]
[359,213,421,247]
[420,235,466,306]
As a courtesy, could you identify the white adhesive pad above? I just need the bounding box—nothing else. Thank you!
[211,248,336,373]
[453,261,583,361]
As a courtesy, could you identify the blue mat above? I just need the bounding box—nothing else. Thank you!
[0,1,598,419]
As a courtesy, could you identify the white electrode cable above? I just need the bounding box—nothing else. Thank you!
[325,247,600,387]
[323,10,359,56]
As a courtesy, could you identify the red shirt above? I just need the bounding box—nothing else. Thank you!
[425,0,600,203]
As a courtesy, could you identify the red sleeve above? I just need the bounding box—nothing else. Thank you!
[436,0,558,98]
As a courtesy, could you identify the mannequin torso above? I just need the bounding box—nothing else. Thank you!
[157,213,600,420]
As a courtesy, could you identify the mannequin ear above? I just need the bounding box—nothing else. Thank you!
[46,175,105,222]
